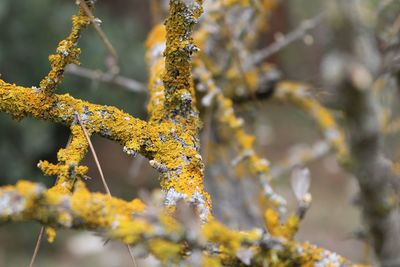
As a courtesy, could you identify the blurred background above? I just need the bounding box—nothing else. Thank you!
[1,0,397,266]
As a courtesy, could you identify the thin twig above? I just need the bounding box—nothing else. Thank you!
[75,112,111,195]
[76,0,119,73]
[28,227,45,267]
[77,0,120,76]
[270,141,330,180]
[248,13,324,67]
[75,112,138,266]
[66,65,146,93]
[127,245,139,267]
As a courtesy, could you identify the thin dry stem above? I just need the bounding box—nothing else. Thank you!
[28,226,45,267]
[127,245,138,267]
[75,112,139,266]
[66,65,146,93]
[76,0,119,70]
[75,112,111,195]
[248,13,324,67]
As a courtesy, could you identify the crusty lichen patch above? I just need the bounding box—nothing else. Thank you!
[163,0,202,122]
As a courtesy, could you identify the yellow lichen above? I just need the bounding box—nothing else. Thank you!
[39,4,93,94]
[144,2,212,217]
[0,180,365,266]
[163,0,202,123]
[148,239,183,263]
[202,255,222,267]
[0,80,149,154]
[46,227,57,243]
[145,24,166,49]
[275,81,348,161]
[194,63,285,214]
[203,220,260,254]
[264,209,299,239]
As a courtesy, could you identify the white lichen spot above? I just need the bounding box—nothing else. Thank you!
[92,18,102,26]
[0,194,12,216]
[149,160,169,173]
[111,219,120,230]
[324,128,340,142]
[181,92,192,103]
[201,90,217,107]
[0,193,26,217]
[151,44,166,59]
[123,146,138,157]
[189,191,209,222]
[164,188,187,206]
[314,251,342,267]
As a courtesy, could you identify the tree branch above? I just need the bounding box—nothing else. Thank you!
[0,79,149,157]
[0,180,361,267]
[65,65,146,93]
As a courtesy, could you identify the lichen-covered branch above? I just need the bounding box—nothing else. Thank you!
[270,141,330,180]
[340,77,400,266]
[194,63,287,215]
[39,1,93,94]
[144,0,212,219]
[0,181,364,267]
[322,1,400,265]
[0,80,149,156]
[274,81,348,161]
[0,78,211,218]
[32,1,97,241]
[163,0,202,124]
[38,124,89,194]
[145,24,167,123]
[0,0,391,265]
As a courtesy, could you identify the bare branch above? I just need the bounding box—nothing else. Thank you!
[248,13,324,67]
[270,141,330,180]
[65,65,146,93]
